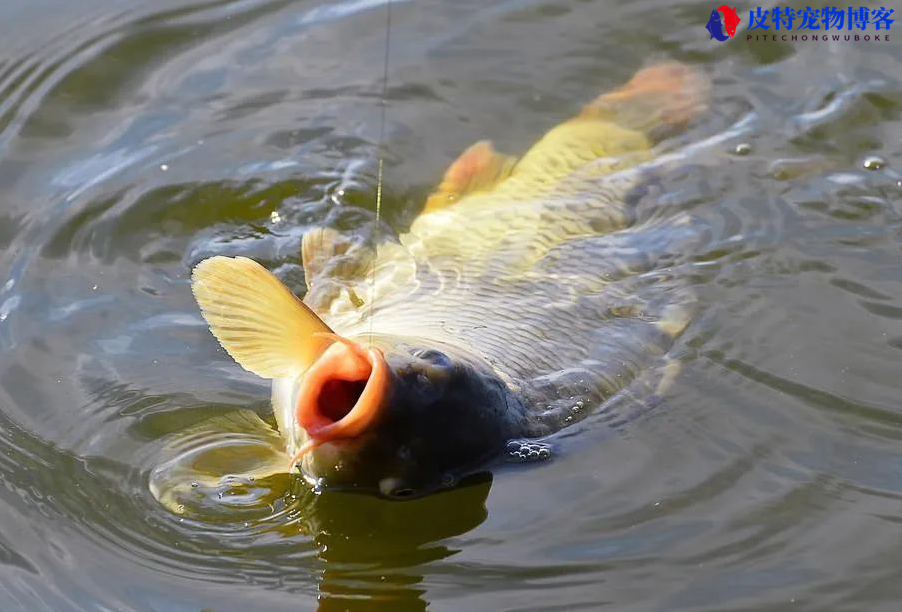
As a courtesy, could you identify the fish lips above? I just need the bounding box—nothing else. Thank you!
[289,336,391,472]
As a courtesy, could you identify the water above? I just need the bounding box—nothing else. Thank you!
[2,0,902,610]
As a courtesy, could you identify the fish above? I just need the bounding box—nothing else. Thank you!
[718,6,741,38]
[705,9,729,42]
[177,62,709,501]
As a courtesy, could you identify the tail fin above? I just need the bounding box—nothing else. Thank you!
[581,62,710,139]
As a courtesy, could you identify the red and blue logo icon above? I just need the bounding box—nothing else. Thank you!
[706,6,742,41]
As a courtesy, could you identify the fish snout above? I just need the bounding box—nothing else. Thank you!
[295,336,389,443]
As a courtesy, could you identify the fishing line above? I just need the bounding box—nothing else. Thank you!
[368,0,392,347]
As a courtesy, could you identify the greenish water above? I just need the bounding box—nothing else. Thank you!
[2,0,902,610]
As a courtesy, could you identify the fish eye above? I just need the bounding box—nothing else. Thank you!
[414,349,452,367]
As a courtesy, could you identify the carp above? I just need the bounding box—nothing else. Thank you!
[174,62,708,500]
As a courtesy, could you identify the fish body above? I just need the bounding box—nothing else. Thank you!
[188,63,709,498]
[705,10,729,41]
[718,6,741,38]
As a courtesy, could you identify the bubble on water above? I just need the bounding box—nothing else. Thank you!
[160,164,169,171]
[863,156,886,170]
[190,482,199,488]
[270,210,282,223]
[505,440,553,463]
[734,143,752,156]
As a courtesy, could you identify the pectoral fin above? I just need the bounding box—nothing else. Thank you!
[302,227,349,290]
[424,140,517,212]
[191,256,334,379]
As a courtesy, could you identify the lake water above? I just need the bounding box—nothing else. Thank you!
[2,1,902,611]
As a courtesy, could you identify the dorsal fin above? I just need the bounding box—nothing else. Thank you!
[424,140,517,212]
[191,256,334,379]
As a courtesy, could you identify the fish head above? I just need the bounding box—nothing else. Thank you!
[190,256,522,499]
[293,335,519,498]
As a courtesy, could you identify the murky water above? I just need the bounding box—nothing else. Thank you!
[2,0,902,610]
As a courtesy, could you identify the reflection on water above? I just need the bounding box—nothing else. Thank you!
[2,0,902,611]
[310,478,491,612]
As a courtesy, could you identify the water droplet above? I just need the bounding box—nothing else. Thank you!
[270,210,282,223]
[863,156,886,170]
[734,143,752,156]
[92,285,98,291]
[160,164,169,171]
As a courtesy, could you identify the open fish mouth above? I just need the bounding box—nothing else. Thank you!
[290,334,390,469]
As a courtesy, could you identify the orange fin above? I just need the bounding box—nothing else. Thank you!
[580,62,709,137]
[424,140,517,212]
